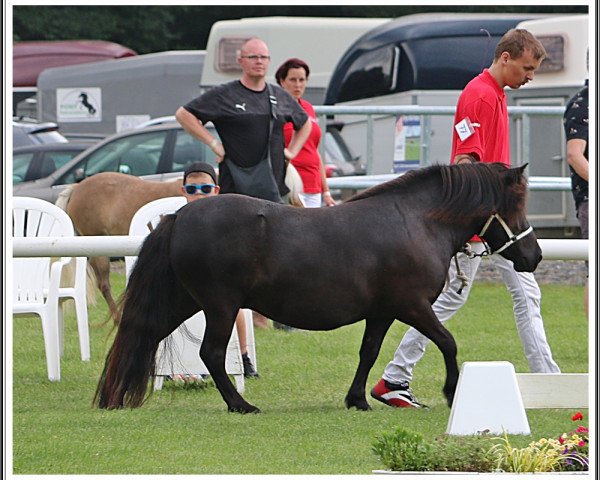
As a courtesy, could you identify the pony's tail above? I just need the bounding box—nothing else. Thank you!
[93,214,179,409]
[55,186,73,211]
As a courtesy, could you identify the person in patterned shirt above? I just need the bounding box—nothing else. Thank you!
[563,74,589,317]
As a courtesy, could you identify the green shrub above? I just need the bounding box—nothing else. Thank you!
[372,428,432,471]
[428,434,495,472]
[373,428,495,472]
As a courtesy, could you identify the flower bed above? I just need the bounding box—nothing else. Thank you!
[373,412,589,473]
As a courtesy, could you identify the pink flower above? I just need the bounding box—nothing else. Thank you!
[577,427,589,434]
[572,412,584,422]
[579,441,586,447]
[559,436,565,445]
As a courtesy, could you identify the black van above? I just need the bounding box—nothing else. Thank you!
[324,13,545,105]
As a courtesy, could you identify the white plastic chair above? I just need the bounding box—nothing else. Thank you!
[126,197,256,392]
[12,197,91,381]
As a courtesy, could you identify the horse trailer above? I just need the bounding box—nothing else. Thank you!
[36,50,206,139]
[200,16,391,104]
[506,14,589,236]
[13,40,137,118]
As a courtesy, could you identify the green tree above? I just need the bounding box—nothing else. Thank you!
[13,5,588,53]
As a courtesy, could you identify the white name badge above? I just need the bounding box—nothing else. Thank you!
[455,117,479,141]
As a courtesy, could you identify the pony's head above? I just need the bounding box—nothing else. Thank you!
[476,163,542,272]
[427,162,541,272]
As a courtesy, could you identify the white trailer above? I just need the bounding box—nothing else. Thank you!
[200,16,390,104]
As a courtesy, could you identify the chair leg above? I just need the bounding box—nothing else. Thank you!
[154,376,165,391]
[74,296,90,361]
[58,302,65,358]
[234,374,245,394]
[74,257,91,361]
[41,306,61,381]
[243,310,257,372]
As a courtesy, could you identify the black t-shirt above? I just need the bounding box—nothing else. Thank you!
[563,80,589,207]
[184,80,308,195]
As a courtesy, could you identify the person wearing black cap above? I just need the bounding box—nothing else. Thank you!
[180,162,259,378]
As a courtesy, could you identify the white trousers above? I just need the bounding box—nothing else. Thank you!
[299,192,322,208]
[383,242,560,384]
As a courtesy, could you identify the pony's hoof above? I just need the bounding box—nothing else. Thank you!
[228,404,261,414]
[345,397,371,411]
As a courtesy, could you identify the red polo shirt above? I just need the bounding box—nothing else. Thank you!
[283,98,323,193]
[450,69,510,165]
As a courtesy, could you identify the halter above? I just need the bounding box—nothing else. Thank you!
[471,213,534,256]
[452,213,534,294]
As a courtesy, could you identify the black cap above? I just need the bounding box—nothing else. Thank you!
[183,162,217,184]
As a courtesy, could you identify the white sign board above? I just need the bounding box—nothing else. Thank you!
[56,88,102,122]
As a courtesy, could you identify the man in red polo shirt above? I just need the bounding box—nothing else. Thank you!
[371,29,560,409]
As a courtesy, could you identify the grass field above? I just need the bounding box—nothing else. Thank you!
[11,271,589,474]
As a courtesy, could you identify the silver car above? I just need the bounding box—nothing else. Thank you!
[13,122,219,203]
[14,119,363,203]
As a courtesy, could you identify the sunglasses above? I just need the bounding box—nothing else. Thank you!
[184,183,216,195]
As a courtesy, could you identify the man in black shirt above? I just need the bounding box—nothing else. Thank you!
[176,37,311,199]
[563,78,589,317]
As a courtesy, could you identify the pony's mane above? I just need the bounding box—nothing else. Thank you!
[347,163,527,225]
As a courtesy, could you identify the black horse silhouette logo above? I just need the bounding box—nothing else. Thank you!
[78,92,97,115]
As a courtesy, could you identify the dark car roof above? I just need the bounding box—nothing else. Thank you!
[325,13,546,104]
[13,40,137,87]
[346,13,540,48]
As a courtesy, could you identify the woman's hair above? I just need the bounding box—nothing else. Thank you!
[275,58,310,85]
[494,28,546,61]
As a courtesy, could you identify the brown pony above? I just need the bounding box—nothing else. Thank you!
[57,168,304,322]
[56,172,183,321]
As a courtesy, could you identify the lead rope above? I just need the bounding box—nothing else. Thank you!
[454,254,469,295]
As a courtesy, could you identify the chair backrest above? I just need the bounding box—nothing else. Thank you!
[125,196,187,280]
[13,196,75,239]
[12,197,75,304]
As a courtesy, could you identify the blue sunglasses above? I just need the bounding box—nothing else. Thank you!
[184,183,216,195]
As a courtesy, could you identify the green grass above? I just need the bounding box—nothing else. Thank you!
[12,273,589,474]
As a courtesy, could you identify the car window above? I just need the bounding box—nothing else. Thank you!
[59,131,168,184]
[13,152,35,184]
[44,151,83,171]
[338,46,397,102]
[171,130,219,173]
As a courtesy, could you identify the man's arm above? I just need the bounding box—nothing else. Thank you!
[175,107,225,162]
[566,138,589,181]
[284,118,312,160]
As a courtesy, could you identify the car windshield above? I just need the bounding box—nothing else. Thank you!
[172,129,219,171]
[58,130,168,183]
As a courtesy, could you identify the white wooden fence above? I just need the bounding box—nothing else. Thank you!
[12,236,588,260]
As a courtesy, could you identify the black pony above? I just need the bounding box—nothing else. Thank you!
[94,162,541,413]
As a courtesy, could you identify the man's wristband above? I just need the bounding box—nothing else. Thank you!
[209,139,219,151]
[323,191,332,197]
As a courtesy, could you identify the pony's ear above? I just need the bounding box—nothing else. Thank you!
[503,163,527,185]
